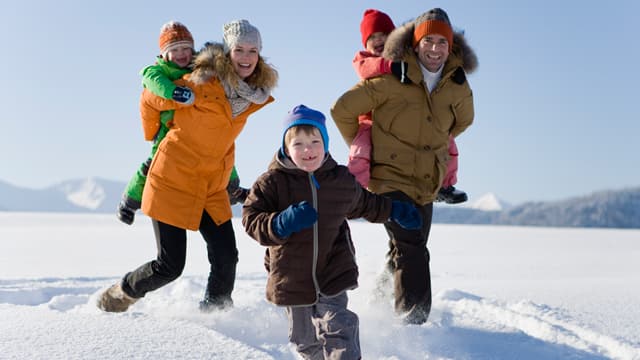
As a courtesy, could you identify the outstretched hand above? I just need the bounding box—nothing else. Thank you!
[272,201,318,238]
[390,200,422,230]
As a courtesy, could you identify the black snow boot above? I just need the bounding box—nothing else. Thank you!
[436,186,468,204]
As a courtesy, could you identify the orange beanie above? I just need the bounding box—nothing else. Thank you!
[412,8,454,52]
[158,21,194,56]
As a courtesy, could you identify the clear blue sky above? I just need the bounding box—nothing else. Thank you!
[2,0,638,204]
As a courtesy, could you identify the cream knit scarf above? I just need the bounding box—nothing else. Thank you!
[221,79,270,117]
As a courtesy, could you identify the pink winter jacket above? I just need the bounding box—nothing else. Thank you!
[348,51,392,187]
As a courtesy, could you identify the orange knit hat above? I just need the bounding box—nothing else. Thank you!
[158,21,194,56]
[412,8,454,52]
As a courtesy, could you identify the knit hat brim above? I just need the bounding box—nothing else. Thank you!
[413,19,453,52]
[162,40,195,57]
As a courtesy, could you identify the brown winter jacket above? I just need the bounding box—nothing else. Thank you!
[140,43,277,230]
[242,152,392,306]
[331,22,478,205]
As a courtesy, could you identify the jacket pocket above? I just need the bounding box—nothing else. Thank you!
[371,144,414,183]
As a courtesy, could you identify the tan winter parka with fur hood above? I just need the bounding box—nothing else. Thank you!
[139,43,277,230]
[331,22,478,205]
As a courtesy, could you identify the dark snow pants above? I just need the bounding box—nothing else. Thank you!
[382,191,433,325]
[121,210,238,303]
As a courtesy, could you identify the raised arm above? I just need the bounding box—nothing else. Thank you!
[140,64,180,100]
[352,51,391,80]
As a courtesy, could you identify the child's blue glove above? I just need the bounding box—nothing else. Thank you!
[390,200,422,230]
[272,201,318,238]
[172,86,195,105]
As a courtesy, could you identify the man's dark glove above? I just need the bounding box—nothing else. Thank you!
[272,201,318,238]
[390,200,422,230]
[390,61,412,84]
[172,86,195,104]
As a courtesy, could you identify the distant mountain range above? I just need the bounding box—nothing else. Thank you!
[433,188,640,228]
[1,177,638,229]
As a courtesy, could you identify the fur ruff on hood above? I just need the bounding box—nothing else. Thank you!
[189,42,278,90]
[383,21,478,74]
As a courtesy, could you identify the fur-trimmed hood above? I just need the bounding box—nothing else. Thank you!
[383,21,478,74]
[189,42,278,90]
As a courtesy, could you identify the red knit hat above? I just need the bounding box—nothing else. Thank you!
[360,9,395,48]
[158,21,194,56]
[412,8,454,52]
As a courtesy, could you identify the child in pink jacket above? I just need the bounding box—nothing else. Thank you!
[349,9,468,204]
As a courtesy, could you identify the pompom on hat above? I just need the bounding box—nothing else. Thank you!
[281,104,329,155]
[360,9,395,48]
[158,21,194,57]
[413,8,454,52]
[223,19,262,53]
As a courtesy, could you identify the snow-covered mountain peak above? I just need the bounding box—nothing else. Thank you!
[469,192,510,211]
[56,177,106,210]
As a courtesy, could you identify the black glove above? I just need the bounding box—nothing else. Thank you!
[272,201,318,238]
[227,177,248,205]
[116,196,141,225]
[390,200,422,230]
[229,187,249,205]
[390,61,412,84]
[172,86,195,104]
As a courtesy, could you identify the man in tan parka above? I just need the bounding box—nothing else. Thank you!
[331,7,478,325]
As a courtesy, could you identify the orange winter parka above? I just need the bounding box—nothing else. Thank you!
[139,42,277,230]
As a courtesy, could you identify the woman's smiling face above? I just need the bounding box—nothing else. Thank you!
[229,43,259,79]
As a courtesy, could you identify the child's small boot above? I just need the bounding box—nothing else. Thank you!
[97,282,138,313]
[436,186,468,204]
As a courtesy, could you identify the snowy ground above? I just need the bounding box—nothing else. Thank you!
[1,212,638,359]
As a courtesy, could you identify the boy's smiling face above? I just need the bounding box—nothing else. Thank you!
[165,45,193,68]
[284,127,325,173]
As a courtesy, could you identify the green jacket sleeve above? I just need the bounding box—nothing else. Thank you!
[139,59,190,100]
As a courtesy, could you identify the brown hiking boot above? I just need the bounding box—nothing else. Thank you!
[97,283,138,313]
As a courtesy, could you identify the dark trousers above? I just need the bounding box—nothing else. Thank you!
[382,191,433,324]
[122,211,238,302]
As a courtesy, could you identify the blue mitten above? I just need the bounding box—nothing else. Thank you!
[390,200,422,230]
[272,201,318,238]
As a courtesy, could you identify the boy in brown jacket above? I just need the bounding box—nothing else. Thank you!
[242,104,421,360]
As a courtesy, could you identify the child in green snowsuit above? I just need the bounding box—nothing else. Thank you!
[117,21,248,225]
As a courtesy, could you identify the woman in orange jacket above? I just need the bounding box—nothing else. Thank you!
[98,19,278,313]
